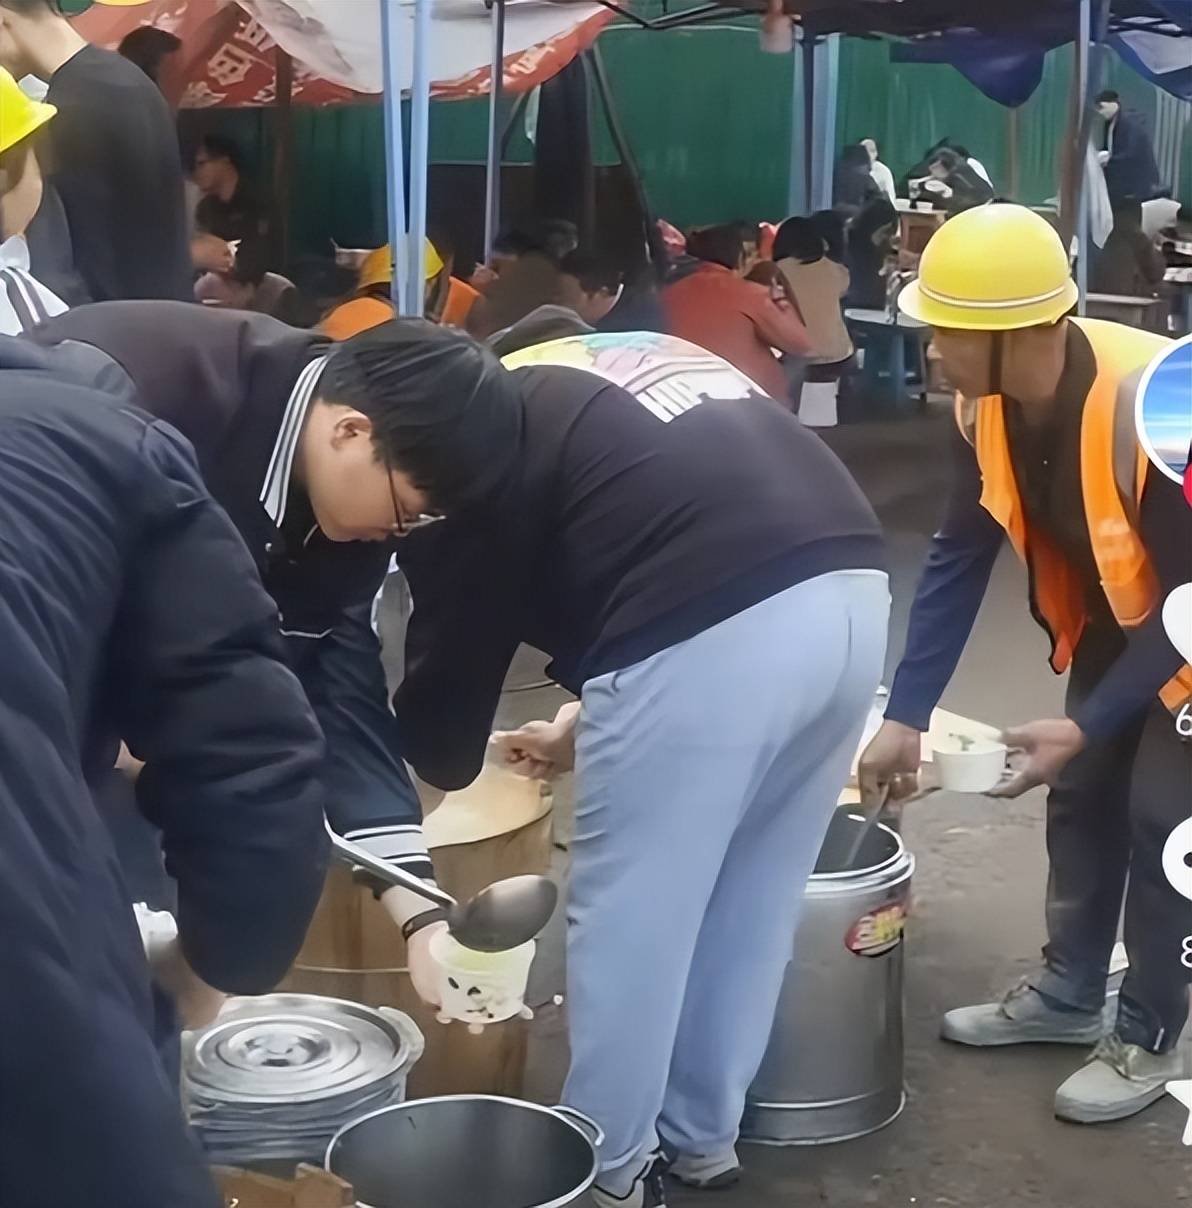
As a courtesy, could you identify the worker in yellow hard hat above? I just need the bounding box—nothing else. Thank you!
[320,239,449,340]
[859,204,1191,1122]
[0,64,74,332]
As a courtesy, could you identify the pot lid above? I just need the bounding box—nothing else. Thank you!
[184,995,412,1105]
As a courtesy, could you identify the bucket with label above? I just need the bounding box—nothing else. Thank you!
[742,807,914,1145]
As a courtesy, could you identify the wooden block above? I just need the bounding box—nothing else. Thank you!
[214,1165,353,1208]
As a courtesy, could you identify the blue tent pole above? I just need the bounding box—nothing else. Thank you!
[380,0,409,312]
[1076,0,1091,315]
[404,0,432,315]
[484,0,507,262]
[787,34,805,216]
[813,34,840,211]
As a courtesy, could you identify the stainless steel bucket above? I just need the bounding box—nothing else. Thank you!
[742,807,914,1145]
[325,1095,603,1208]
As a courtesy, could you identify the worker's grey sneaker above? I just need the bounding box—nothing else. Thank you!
[591,1154,668,1208]
[941,979,1105,1047]
[670,1149,742,1190]
[1054,1033,1192,1124]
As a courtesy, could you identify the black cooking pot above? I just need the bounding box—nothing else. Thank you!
[325,1095,603,1208]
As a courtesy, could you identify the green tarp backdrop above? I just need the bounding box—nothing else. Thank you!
[191,23,1191,257]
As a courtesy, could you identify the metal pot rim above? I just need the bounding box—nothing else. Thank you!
[324,1094,601,1208]
[808,820,913,890]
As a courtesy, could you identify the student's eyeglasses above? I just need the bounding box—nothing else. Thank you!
[384,454,445,537]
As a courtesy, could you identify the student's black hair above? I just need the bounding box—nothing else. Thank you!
[686,223,746,271]
[808,210,847,263]
[559,248,624,295]
[322,320,523,512]
[950,144,971,159]
[1096,89,1120,104]
[197,133,244,174]
[493,218,578,265]
[118,27,182,82]
[772,217,825,265]
[931,148,961,173]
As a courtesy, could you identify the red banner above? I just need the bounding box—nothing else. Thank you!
[74,0,612,108]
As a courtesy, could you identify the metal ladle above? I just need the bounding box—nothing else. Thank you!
[325,822,558,952]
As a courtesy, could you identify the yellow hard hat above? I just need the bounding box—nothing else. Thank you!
[898,204,1079,331]
[0,68,56,157]
[358,240,445,291]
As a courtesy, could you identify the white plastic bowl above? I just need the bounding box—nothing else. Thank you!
[932,737,1007,793]
[429,931,536,1027]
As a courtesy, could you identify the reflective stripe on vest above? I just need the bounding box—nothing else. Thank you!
[956,317,1192,715]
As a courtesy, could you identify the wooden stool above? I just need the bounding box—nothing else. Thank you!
[215,1164,353,1208]
[281,768,553,1098]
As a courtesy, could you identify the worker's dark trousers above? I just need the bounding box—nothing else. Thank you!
[1030,630,1192,1053]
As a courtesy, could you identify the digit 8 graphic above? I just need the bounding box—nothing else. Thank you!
[1163,818,1192,969]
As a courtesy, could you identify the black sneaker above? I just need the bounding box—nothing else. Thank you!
[591,1153,668,1207]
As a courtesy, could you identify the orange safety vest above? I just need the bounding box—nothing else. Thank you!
[958,316,1192,715]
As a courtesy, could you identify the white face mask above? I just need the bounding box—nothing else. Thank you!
[17,74,48,102]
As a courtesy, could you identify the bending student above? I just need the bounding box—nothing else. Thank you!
[860,205,1191,1126]
[29,305,506,998]
[0,337,327,1207]
[383,328,889,1207]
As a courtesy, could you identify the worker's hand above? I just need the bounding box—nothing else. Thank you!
[492,702,580,781]
[470,264,498,292]
[858,719,923,810]
[989,718,1086,799]
[1097,149,1111,167]
[150,938,227,1031]
[405,920,448,1009]
[191,233,234,273]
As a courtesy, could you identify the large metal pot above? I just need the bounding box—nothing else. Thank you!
[325,1095,603,1208]
[742,807,915,1145]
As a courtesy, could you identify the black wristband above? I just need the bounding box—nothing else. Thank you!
[401,908,449,942]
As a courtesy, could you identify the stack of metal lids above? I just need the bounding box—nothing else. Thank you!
[184,994,424,1165]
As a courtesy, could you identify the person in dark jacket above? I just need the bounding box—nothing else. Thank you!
[1091,196,1166,299]
[0,336,327,1208]
[387,331,889,1206]
[844,197,898,310]
[0,0,192,301]
[922,148,994,215]
[1096,90,1165,205]
[833,142,885,216]
[29,304,504,1002]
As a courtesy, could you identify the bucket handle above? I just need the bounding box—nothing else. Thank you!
[554,1104,605,1149]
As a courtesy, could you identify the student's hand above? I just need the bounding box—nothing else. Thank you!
[989,719,1086,798]
[492,703,580,781]
[150,938,227,1031]
[191,233,234,273]
[380,887,446,1009]
[858,719,923,810]
[405,920,448,1009]
[470,264,498,292]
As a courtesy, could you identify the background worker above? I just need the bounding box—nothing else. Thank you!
[861,137,897,202]
[28,305,503,1001]
[320,239,449,338]
[1095,89,1165,205]
[0,336,327,1208]
[0,0,191,301]
[859,205,1192,1125]
[0,65,71,332]
[384,328,889,1206]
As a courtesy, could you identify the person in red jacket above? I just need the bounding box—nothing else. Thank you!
[663,222,810,404]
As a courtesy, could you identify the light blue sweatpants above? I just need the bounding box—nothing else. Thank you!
[562,570,889,1192]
